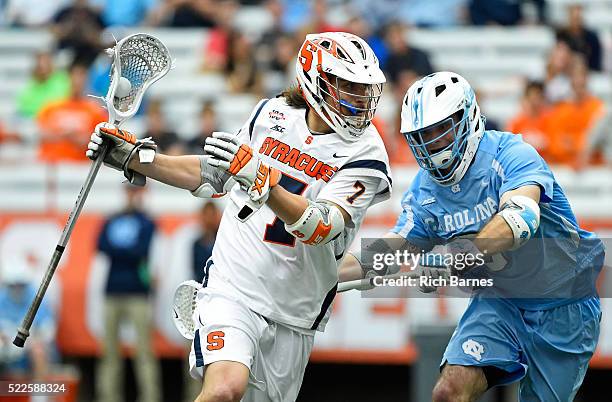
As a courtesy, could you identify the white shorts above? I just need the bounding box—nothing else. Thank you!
[188,280,314,402]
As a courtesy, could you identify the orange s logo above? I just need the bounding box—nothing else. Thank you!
[206,331,225,351]
[299,41,314,72]
[305,136,313,144]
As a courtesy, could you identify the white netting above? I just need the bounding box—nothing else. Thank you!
[172,280,201,340]
[107,33,171,122]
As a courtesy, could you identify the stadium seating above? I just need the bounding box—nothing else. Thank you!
[1,25,609,150]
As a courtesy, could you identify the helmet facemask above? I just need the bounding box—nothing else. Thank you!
[317,73,383,137]
[295,32,386,140]
[404,108,471,185]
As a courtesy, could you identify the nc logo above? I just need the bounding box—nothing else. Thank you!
[462,339,484,361]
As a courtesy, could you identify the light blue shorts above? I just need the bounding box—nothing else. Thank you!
[441,296,601,401]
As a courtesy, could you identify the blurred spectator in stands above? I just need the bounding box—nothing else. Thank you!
[353,0,466,30]
[474,89,500,131]
[346,15,388,70]
[154,0,216,27]
[296,0,344,40]
[506,80,553,160]
[51,0,106,66]
[268,33,298,75]
[257,0,285,63]
[192,201,221,283]
[201,0,238,71]
[546,57,607,168]
[381,21,431,163]
[0,121,21,145]
[225,31,263,95]
[259,32,297,94]
[186,101,218,154]
[143,99,184,155]
[37,62,107,163]
[350,0,410,31]
[583,110,612,168]
[279,0,314,33]
[4,0,68,27]
[384,22,433,87]
[556,4,602,71]
[256,0,299,94]
[405,0,467,28]
[17,51,70,118]
[88,54,112,97]
[386,69,421,165]
[96,184,160,402]
[0,259,56,379]
[257,0,297,71]
[469,0,546,26]
[544,40,574,103]
[90,0,160,27]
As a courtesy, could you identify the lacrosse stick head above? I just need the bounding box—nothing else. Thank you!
[172,280,202,340]
[105,33,171,125]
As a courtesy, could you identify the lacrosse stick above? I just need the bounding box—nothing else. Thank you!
[172,280,202,340]
[337,258,451,293]
[13,33,171,348]
[337,271,422,293]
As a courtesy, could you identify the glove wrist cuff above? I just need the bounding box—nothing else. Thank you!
[122,138,157,186]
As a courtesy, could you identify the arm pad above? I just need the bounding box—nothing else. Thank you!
[284,200,344,246]
[498,195,540,250]
[191,155,237,198]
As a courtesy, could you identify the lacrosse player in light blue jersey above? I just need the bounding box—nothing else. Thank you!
[339,71,605,401]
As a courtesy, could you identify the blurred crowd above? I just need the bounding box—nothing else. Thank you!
[0,186,223,401]
[0,0,609,170]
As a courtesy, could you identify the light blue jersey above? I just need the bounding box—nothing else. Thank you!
[393,130,605,400]
[393,130,605,309]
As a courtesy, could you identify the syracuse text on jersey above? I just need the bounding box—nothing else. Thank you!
[258,136,339,182]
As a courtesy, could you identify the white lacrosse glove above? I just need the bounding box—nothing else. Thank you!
[204,131,281,204]
[415,239,486,293]
[86,122,157,186]
[415,256,450,293]
[190,155,237,199]
[443,239,486,276]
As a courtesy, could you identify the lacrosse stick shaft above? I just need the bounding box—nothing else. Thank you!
[13,145,108,348]
[337,271,421,293]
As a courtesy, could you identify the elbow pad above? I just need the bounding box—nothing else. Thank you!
[191,155,237,198]
[284,200,345,246]
[498,195,540,250]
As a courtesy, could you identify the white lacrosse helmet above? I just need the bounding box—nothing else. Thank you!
[400,72,485,186]
[295,32,386,140]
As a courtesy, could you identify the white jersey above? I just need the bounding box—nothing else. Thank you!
[209,97,392,331]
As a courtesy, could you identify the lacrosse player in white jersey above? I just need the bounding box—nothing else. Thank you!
[87,32,391,402]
